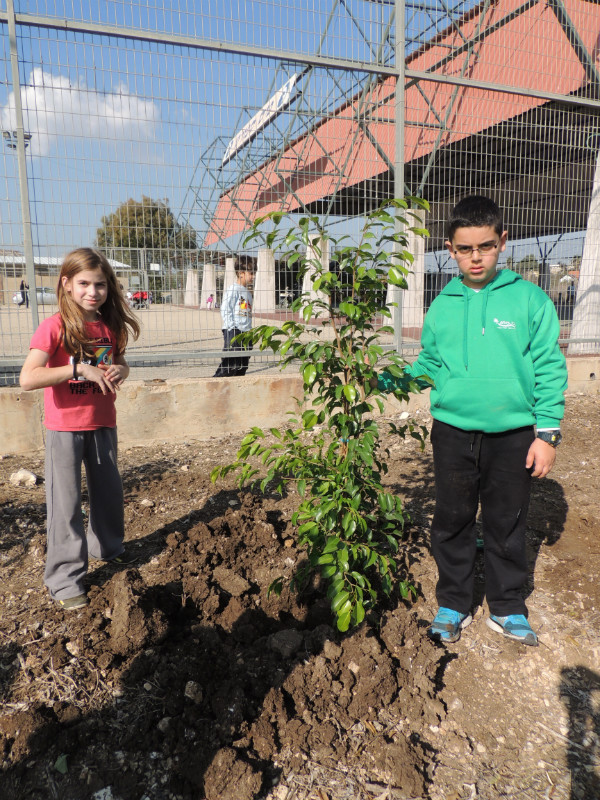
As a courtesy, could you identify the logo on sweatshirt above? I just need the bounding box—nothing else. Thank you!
[493,317,516,330]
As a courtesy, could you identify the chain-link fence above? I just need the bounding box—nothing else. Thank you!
[1,0,599,384]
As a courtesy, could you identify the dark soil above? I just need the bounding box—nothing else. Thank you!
[1,393,599,800]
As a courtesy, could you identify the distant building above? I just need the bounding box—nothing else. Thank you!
[0,252,130,278]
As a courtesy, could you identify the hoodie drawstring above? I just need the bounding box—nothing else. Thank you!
[463,285,490,370]
[481,290,489,336]
[463,292,470,370]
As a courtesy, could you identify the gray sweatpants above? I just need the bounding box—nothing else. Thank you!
[44,428,124,600]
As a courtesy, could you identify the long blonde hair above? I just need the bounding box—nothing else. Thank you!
[57,248,140,359]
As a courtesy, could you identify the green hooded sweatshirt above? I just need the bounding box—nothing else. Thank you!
[378,270,567,433]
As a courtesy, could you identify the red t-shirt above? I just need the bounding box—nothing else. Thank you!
[29,313,118,431]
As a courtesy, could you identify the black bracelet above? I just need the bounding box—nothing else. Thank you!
[69,356,79,380]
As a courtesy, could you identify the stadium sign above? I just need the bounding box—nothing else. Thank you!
[222,73,299,166]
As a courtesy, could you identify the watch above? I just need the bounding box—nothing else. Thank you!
[537,430,562,447]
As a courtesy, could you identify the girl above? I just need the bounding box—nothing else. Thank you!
[20,248,140,610]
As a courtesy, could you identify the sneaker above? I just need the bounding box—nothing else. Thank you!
[428,607,472,644]
[57,593,89,610]
[107,547,138,565]
[486,614,538,646]
[92,546,138,565]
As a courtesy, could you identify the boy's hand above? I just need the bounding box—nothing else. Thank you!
[526,438,556,478]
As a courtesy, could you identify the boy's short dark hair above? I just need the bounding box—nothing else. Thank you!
[235,254,257,274]
[446,195,504,240]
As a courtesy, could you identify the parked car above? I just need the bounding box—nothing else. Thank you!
[12,286,57,305]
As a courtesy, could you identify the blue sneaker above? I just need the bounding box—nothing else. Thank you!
[428,607,472,644]
[486,614,538,647]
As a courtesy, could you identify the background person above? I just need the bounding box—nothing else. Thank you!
[19,248,140,610]
[213,255,256,377]
[18,278,29,308]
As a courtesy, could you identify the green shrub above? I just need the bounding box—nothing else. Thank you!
[212,199,430,631]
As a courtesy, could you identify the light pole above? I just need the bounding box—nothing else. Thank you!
[5,0,38,326]
[2,130,32,150]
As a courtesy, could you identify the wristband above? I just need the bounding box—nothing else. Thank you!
[69,356,82,381]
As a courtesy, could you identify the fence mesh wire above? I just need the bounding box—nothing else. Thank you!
[1,0,599,384]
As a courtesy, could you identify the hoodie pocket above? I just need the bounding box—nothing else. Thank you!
[433,377,533,428]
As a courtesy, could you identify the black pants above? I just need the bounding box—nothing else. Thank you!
[430,419,535,617]
[213,327,252,377]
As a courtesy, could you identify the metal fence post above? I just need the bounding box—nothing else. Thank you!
[392,0,406,355]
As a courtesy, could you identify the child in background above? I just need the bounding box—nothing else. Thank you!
[20,248,140,610]
[376,196,567,646]
[213,255,256,377]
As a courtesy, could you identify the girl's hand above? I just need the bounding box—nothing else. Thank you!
[78,362,117,394]
[102,363,128,387]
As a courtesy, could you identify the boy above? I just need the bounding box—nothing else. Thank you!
[213,255,256,377]
[378,195,567,646]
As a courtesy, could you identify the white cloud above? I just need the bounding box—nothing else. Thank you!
[1,68,160,156]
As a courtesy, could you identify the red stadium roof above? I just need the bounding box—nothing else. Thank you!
[205,0,600,246]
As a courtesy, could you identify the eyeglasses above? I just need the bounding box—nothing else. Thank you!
[453,241,500,257]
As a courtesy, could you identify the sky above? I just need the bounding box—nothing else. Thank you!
[0,1,402,256]
[0,0,588,263]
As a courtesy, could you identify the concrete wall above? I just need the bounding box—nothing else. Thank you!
[2,357,598,455]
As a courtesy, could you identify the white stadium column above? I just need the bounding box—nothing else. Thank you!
[223,257,237,297]
[253,248,276,315]
[303,235,330,303]
[569,151,600,355]
[184,269,199,307]
[200,262,216,308]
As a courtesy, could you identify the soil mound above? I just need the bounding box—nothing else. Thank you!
[0,490,439,800]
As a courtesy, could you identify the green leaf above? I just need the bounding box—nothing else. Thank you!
[268,577,284,597]
[331,590,350,612]
[387,267,407,285]
[303,364,317,386]
[337,609,352,632]
[352,601,366,625]
[302,410,318,428]
[317,553,335,565]
[339,301,356,318]
[342,384,358,403]
[323,536,341,553]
